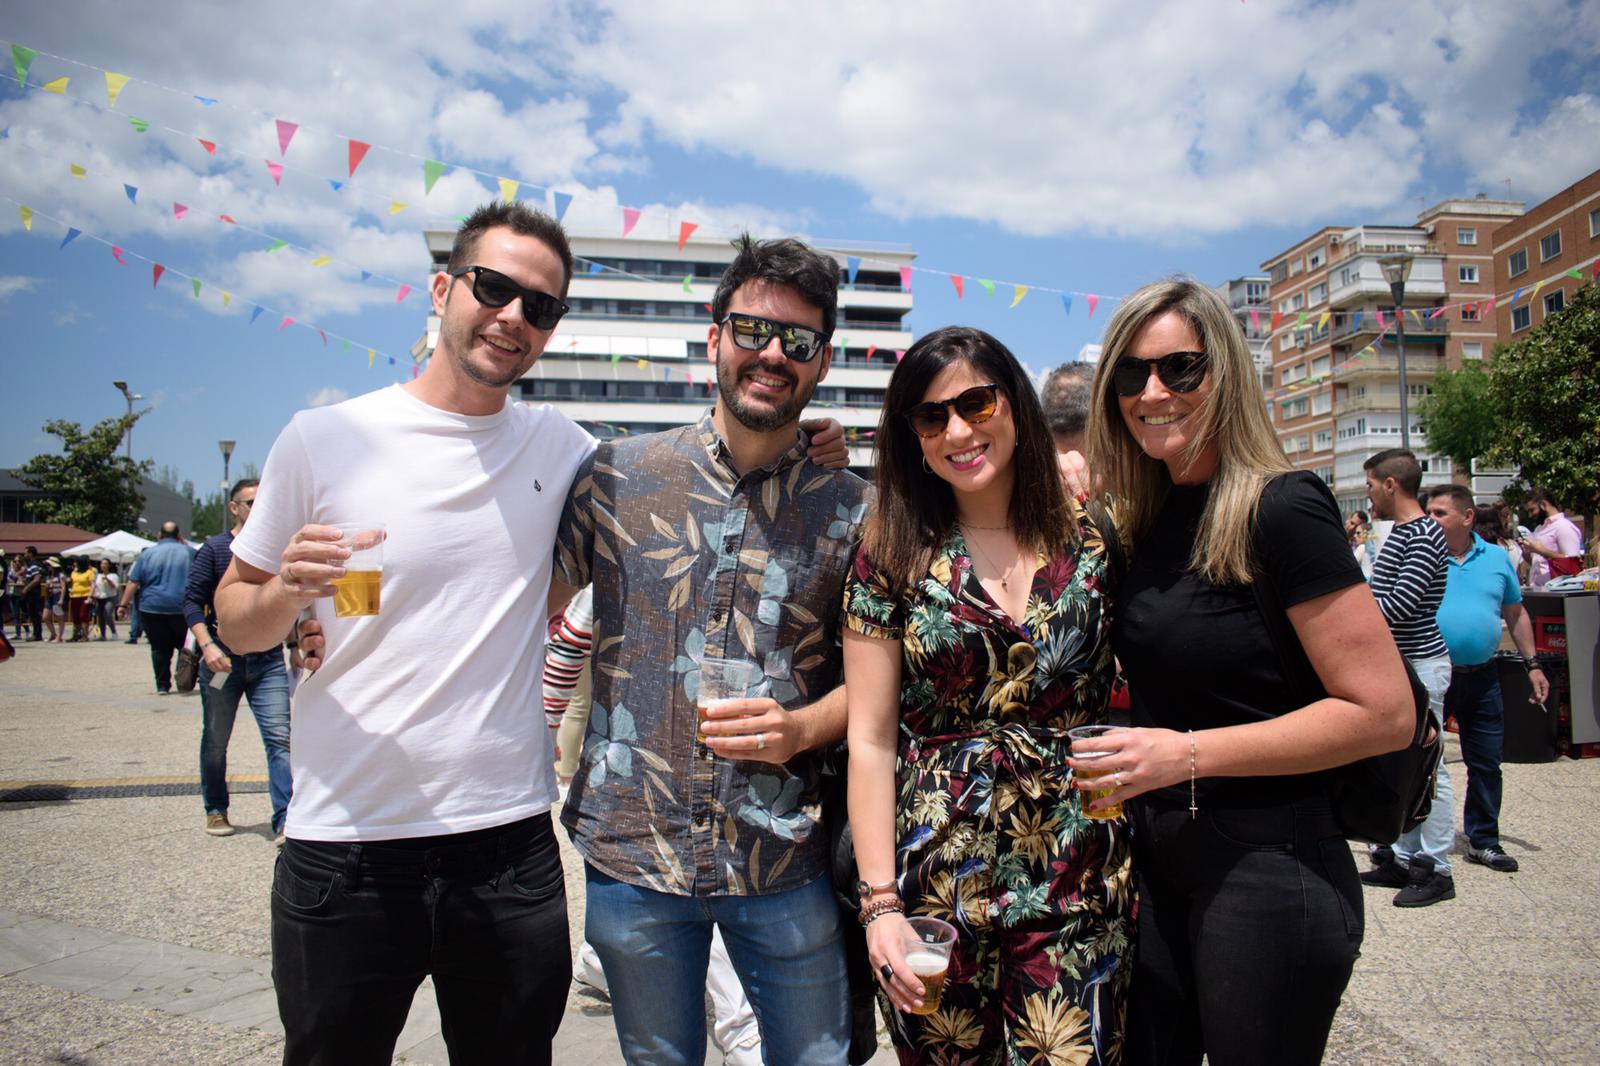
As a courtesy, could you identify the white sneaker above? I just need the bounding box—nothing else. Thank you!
[573,940,608,994]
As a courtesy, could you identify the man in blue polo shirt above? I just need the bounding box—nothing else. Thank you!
[1425,485,1548,874]
[118,522,195,694]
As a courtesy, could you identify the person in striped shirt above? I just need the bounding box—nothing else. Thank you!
[1359,448,1456,907]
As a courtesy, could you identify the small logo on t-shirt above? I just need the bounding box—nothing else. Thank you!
[534,479,542,492]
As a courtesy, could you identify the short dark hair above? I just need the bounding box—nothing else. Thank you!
[25,545,37,556]
[1363,448,1423,497]
[159,521,181,540]
[1527,486,1558,508]
[230,477,260,501]
[711,234,839,338]
[1041,363,1094,437]
[864,326,1073,591]
[446,201,574,299]
[1351,510,1369,524]
[1473,505,1506,544]
[1427,483,1476,514]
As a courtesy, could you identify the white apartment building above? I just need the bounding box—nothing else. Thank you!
[1216,275,1273,391]
[416,228,915,472]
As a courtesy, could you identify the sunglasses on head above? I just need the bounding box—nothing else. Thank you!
[448,265,569,331]
[718,312,829,363]
[904,383,1001,438]
[1111,350,1209,398]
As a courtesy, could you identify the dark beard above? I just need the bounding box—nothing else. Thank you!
[716,359,814,432]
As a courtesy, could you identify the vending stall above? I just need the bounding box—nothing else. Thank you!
[1521,590,1600,758]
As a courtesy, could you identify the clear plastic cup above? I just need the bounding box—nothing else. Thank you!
[331,524,384,618]
[1069,724,1125,821]
[900,916,957,1015]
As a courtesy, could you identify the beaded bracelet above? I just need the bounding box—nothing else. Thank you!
[1188,730,1198,819]
[858,897,904,926]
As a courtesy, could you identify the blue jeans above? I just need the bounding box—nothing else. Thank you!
[1445,664,1505,850]
[1393,653,1455,874]
[585,866,849,1066]
[200,650,292,833]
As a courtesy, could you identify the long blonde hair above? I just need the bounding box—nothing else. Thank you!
[1087,278,1292,586]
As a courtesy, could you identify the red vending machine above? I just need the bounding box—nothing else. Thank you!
[1522,591,1600,759]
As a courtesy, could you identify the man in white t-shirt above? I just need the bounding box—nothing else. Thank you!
[216,202,590,1064]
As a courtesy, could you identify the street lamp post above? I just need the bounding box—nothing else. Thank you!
[111,380,144,460]
[1381,255,1415,451]
[219,440,236,492]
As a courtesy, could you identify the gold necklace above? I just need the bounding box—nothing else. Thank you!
[961,526,1017,589]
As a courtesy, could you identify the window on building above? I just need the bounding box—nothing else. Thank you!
[1458,265,1479,284]
[1312,392,1332,416]
[1507,249,1528,277]
[1590,207,1600,238]
[1281,364,1304,385]
[1310,355,1330,376]
[1539,231,1562,261]
[1291,293,1305,310]
[1461,304,1480,321]
[1315,429,1333,450]
[1309,282,1328,305]
[1247,281,1270,302]
[1544,290,1565,317]
[1314,466,1335,484]
[1285,399,1308,419]
[1338,266,1356,289]
[1512,305,1531,332]
[1457,227,1477,246]
[1270,261,1289,285]
[1462,342,1483,360]
[1308,248,1324,269]
[1280,334,1294,352]
[1289,257,1305,276]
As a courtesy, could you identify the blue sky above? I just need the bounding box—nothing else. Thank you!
[3,1,1598,502]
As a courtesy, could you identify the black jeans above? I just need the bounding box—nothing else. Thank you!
[272,812,571,1066]
[138,611,186,691]
[22,589,42,640]
[1126,794,1362,1066]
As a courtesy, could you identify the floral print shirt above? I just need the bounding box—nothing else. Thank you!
[555,409,871,896]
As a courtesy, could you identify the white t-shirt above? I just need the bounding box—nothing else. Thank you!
[232,385,595,841]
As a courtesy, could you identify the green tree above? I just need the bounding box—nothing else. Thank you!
[1415,360,1496,471]
[1484,281,1600,531]
[15,415,152,534]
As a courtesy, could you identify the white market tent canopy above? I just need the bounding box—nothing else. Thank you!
[60,530,157,565]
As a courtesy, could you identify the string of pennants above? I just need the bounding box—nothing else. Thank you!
[6,38,1600,349]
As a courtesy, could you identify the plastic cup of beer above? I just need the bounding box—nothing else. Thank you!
[900,916,957,1016]
[696,657,764,743]
[1069,724,1125,821]
[331,524,384,618]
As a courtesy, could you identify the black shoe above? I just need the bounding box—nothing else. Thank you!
[1360,856,1410,888]
[125,638,138,644]
[1467,845,1519,873]
[1394,858,1455,907]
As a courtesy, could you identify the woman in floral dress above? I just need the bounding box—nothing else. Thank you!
[844,326,1133,1064]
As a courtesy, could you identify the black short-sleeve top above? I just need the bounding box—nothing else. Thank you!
[1112,470,1365,807]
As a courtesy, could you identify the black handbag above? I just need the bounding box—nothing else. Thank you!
[1249,563,1441,845]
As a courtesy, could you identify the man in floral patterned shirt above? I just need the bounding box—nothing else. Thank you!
[552,235,870,1065]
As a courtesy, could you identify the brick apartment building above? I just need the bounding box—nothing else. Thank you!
[1492,167,1600,343]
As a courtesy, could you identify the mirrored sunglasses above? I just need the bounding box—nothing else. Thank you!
[718,312,828,363]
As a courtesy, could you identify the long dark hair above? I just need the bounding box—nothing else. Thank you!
[864,326,1073,591]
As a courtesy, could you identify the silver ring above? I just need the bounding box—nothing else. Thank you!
[757,733,766,751]
[285,562,297,586]
[1114,771,1124,788]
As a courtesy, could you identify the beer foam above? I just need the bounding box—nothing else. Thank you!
[904,950,949,975]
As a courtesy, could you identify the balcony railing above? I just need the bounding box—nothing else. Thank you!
[1331,353,1444,381]
[1329,313,1449,343]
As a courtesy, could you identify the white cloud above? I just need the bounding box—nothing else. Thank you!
[0,276,35,301]
[307,387,348,408]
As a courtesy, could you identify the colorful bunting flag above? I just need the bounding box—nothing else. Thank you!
[104,71,130,108]
[395,285,411,303]
[1295,311,1307,327]
[951,275,964,298]
[266,240,287,252]
[128,117,148,133]
[1009,285,1028,309]
[423,159,448,194]
[846,256,860,285]
[18,206,32,230]
[1352,311,1363,329]
[389,201,407,215]
[341,340,349,354]
[265,160,284,185]
[41,76,68,95]
[1249,309,1259,331]
[1568,269,1585,281]
[250,305,264,324]
[328,179,344,192]
[681,275,693,293]
[1375,309,1386,329]
[677,221,698,250]
[347,139,370,177]
[197,138,216,155]
[70,163,86,178]
[621,208,641,237]
[151,264,165,288]
[498,178,519,203]
[1061,293,1073,316]
[111,246,126,265]
[359,270,371,282]
[866,345,878,361]
[368,348,376,368]
[588,262,604,274]
[899,266,912,293]
[1316,311,1330,330]
[59,227,80,249]
[1531,280,1545,303]
[222,292,230,308]
[219,214,236,224]
[278,316,295,331]
[1428,307,1444,319]
[318,329,327,346]
[11,45,37,89]
[1086,295,1100,318]
[123,184,137,204]
[1509,287,1523,307]
[173,203,187,220]
[192,279,201,298]
[195,95,217,106]
[275,119,298,156]
[978,279,995,297]
[895,350,905,362]
[1270,311,1283,331]
[310,256,332,267]
[553,191,572,220]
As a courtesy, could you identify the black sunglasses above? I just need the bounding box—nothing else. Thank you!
[904,384,1001,438]
[448,265,569,331]
[231,497,254,508]
[718,312,829,363]
[1111,351,1209,398]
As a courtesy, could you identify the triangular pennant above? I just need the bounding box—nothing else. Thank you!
[395,285,411,303]
[1061,293,1073,317]
[347,139,370,177]
[1409,309,1423,325]
[589,261,605,274]
[553,191,572,220]
[1316,311,1330,330]
[1353,311,1363,329]
[1249,309,1259,331]
[1428,306,1445,319]
[173,203,187,220]
[219,214,236,224]
[1295,311,1307,327]
[1270,311,1283,332]
[360,270,372,282]
[278,316,295,331]
[1509,287,1523,307]
[1531,280,1545,302]
[41,77,68,95]
[69,163,86,178]
[498,178,519,203]
[310,256,332,267]
[328,179,344,192]
[423,159,448,194]
[151,264,165,288]
[978,279,995,297]
[681,275,693,293]
[266,240,287,252]
[197,138,216,155]
[222,291,231,308]
[275,119,298,156]
[11,45,37,88]
[250,305,264,324]
[124,184,138,204]
[1086,295,1100,318]
[389,201,407,215]
[341,339,350,354]
[1484,296,1497,312]
[104,71,130,108]
[899,266,912,293]
[621,207,641,237]
[895,350,905,362]
[368,348,376,368]
[677,221,698,250]
[111,246,126,265]
[1009,284,1028,309]
[951,275,964,298]
[195,95,217,106]
[1591,260,1599,280]
[636,359,648,369]
[866,345,878,362]
[611,352,621,365]
[265,160,284,185]
[1567,269,1584,281]
[846,256,861,285]
[128,117,149,133]
[1375,309,1386,329]
[192,279,201,298]
[318,329,327,346]
[18,206,32,230]
[59,227,80,249]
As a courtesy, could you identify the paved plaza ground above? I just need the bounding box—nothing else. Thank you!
[1,638,1597,1064]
